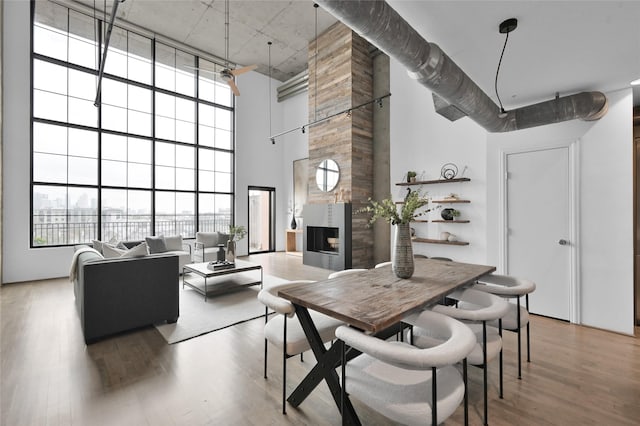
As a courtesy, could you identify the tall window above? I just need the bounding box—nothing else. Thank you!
[31,1,234,247]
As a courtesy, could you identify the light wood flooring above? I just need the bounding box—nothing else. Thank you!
[1,252,639,425]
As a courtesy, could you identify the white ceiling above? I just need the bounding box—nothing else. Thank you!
[71,0,640,106]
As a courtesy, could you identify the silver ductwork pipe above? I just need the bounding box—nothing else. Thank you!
[315,0,608,132]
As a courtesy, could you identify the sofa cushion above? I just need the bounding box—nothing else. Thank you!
[121,242,149,258]
[146,236,168,254]
[196,232,219,248]
[164,235,183,251]
[103,244,126,258]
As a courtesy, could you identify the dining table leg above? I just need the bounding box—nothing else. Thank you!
[287,304,361,426]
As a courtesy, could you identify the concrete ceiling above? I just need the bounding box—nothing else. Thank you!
[70,0,338,82]
[71,0,640,106]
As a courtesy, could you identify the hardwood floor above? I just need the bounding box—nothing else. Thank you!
[1,252,639,425]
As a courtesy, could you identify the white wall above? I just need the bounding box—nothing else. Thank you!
[234,71,286,255]
[486,89,634,335]
[391,49,634,334]
[2,0,74,283]
[0,1,293,281]
[277,91,309,247]
[389,58,488,263]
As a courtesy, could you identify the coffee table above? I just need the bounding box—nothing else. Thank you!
[182,259,263,301]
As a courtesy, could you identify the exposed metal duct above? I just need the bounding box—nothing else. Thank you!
[315,0,608,132]
[277,70,309,102]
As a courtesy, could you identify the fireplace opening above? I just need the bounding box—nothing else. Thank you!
[307,226,340,255]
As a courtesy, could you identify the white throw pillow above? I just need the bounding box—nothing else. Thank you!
[164,235,183,251]
[102,244,126,258]
[121,242,149,258]
[91,239,104,254]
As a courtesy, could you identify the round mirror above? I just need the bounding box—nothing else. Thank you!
[316,159,340,192]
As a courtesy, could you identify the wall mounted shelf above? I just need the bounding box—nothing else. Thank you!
[432,199,470,204]
[413,238,469,246]
[396,177,471,186]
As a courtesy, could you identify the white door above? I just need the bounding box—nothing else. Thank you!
[506,147,571,320]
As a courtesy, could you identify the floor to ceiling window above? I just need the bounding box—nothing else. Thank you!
[31,1,234,247]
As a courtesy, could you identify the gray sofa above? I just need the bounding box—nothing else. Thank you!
[73,249,179,344]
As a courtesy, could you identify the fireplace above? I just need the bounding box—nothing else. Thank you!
[303,203,352,270]
[307,226,340,255]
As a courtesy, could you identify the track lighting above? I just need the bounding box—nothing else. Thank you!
[269,93,391,142]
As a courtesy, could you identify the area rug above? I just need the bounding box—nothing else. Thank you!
[154,272,288,344]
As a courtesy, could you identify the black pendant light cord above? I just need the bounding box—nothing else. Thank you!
[268,42,273,144]
[494,31,509,114]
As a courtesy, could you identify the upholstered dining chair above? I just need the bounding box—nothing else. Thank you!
[406,288,509,426]
[374,261,392,268]
[257,280,344,414]
[327,268,367,279]
[473,274,536,379]
[336,310,476,425]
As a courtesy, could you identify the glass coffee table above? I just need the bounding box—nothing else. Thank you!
[182,259,263,301]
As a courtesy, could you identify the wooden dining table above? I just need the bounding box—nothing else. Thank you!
[277,257,496,425]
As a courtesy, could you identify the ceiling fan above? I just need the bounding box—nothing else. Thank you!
[189,0,257,96]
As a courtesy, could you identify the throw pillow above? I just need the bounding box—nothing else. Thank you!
[121,242,149,258]
[102,244,126,258]
[145,236,167,254]
[91,239,104,254]
[164,235,183,251]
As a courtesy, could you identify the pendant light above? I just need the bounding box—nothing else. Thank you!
[494,18,517,118]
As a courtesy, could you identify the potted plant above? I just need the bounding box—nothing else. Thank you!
[450,209,461,221]
[406,170,417,183]
[359,189,439,278]
[226,225,247,263]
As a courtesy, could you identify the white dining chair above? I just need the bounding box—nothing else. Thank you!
[406,288,509,426]
[473,273,536,379]
[337,309,476,425]
[257,280,344,414]
[327,268,367,279]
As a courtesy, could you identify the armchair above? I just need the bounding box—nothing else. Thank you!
[194,231,230,262]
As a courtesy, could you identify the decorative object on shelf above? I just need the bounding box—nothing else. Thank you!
[290,216,297,229]
[406,170,417,183]
[443,193,459,201]
[357,189,439,279]
[441,208,457,221]
[448,234,459,242]
[226,225,247,263]
[440,163,459,180]
[410,227,416,238]
[440,231,451,240]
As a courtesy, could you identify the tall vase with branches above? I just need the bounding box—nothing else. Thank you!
[359,189,438,278]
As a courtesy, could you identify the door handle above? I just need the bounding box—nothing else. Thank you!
[558,239,569,246]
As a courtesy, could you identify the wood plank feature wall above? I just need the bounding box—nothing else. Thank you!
[307,23,374,268]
